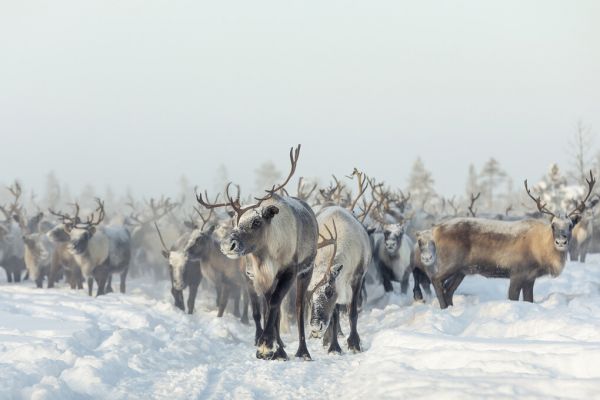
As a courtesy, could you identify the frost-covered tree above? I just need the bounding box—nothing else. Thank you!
[407,157,436,208]
[43,171,61,210]
[178,175,192,208]
[213,164,229,195]
[465,164,479,198]
[255,161,281,194]
[534,164,570,212]
[479,158,507,210]
[568,120,594,186]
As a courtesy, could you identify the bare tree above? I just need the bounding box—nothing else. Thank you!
[479,158,507,210]
[569,120,594,186]
[465,164,479,199]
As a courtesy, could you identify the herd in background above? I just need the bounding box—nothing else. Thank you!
[1,144,599,361]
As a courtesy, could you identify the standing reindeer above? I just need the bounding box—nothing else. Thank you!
[197,145,318,361]
[0,183,27,283]
[48,199,131,296]
[308,206,371,354]
[417,172,596,308]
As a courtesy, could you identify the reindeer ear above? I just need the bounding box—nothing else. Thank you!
[262,205,279,221]
[161,250,169,259]
[366,227,376,235]
[206,225,216,235]
[570,213,582,226]
[330,264,344,280]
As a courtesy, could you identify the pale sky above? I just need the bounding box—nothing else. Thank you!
[1,1,599,200]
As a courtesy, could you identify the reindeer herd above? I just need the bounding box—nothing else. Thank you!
[1,145,598,361]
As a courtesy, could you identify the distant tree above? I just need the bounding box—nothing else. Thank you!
[255,161,281,195]
[465,164,479,198]
[569,120,594,186]
[178,175,192,207]
[213,164,229,195]
[534,163,570,213]
[43,171,61,210]
[407,157,436,207]
[479,158,507,210]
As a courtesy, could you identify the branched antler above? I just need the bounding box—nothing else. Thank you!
[468,192,481,217]
[568,170,596,217]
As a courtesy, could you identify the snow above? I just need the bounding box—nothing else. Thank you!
[2,257,600,399]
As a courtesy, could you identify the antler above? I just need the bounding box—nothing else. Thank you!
[524,180,557,218]
[193,200,216,231]
[153,221,170,253]
[308,220,339,297]
[196,145,302,224]
[49,202,81,227]
[356,197,377,223]
[347,168,369,212]
[81,198,105,227]
[568,170,596,217]
[468,192,481,217]
[296,177,317,201]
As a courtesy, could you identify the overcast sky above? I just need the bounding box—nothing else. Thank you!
[1,1,599,200]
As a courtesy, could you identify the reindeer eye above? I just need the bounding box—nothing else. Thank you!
[325,287,334,297]
[251,219,262,229]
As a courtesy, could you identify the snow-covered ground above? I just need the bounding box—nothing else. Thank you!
[1,257,600,400]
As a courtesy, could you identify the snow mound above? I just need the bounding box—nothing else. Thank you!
[1,258,600,399]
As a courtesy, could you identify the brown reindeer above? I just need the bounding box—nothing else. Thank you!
[416,171,596,309]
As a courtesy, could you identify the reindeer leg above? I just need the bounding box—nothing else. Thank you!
[87,277,94,296]
[247,280,263,345]
[187,282,199,314]
[217,284,230,317]
[379,262,394,293]
[400,269,410,294]
[328,306,342,354]
[444,272,465,306]
[119,267,128,294]
[412,269,424,301]
[432,278,448,309]
[105,274,113,293]
[257,268,294,361]
[294,265,312,361]
[508,275,522,301]
[171,287,185,311]
[233,289,241,318]
[522,280,535,303]
[336,304,345,337]
[347,279,362,353]
[241,287,250,325]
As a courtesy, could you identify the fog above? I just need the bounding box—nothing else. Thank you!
[1,1,599,198]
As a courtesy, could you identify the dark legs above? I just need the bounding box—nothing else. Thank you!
[171,287,185,311]
[521,280,535,303]
[256,268,295,360]
[187,282,199,314]
[400,270,410,294]
[119,268,128,294]
[247,280,263,345]
[432,278,448,309]
[508,275,521,301]
[294,266,312,360]
[328,307,342,354]
[347,280,362,352]
[240,288,250,325]
[87,277,94,296]
[443,273,465,306]
[379,262,394,292]
[105,275,114,293]
[217,284,230,318]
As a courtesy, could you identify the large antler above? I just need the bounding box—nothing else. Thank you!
[568,170,596,217]
[524,180,557,218]
[196,145,302,223]
[49,202,81,228]
[81,198,105,227]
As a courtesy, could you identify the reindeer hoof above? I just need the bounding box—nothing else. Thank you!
[295,343,312,361]
[272,347,289,361]
[328,343,342,355]
[256,339,277,360]
[347,335,361,353]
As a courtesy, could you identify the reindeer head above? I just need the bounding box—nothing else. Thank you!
[308,220,343,339]
[49,199,105,255]
[525,171,596,252]
[382,223,405,255]
[196,145,301,260]
[416,229,436,268]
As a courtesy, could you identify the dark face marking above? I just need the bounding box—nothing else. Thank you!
[309,264,343,338]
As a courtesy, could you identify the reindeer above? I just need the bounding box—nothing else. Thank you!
[569,196,599,262]
[308,206,371,354]
[48,199,131,296]
[416,172,596,309]
[197,145,318,361]
[0,182,27,282]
